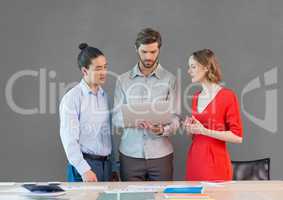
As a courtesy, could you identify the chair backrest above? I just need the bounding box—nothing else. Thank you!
[231,158,270,180]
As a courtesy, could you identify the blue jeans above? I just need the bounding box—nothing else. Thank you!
[67,157,112,182]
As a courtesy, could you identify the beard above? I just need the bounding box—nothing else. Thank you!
[137,53,159,69]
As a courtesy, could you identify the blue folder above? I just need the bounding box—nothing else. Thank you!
[163,186,204,194]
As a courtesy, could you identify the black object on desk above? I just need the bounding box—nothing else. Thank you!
[22,183,65,193]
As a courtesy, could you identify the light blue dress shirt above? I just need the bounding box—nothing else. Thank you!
[113,64,180,159]
[59,79,113,175]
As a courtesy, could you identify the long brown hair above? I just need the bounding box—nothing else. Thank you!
[192,49,222,83]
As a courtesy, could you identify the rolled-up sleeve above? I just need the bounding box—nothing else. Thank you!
[225,92,243,137]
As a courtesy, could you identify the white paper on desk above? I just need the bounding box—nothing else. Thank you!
[125,185,166,192]
[61,185,108,191]
[201,181,236,187]
[165,184,203,188]
[23,192,66,197]
[106,185,166,193]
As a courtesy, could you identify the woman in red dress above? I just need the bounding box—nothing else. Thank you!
[184,49,243,181]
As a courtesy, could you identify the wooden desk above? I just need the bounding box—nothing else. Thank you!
[0,181,283,200]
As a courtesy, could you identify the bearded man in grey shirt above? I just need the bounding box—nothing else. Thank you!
[113,28,180,181]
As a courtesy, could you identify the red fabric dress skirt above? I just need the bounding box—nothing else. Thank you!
[186,88,243,181]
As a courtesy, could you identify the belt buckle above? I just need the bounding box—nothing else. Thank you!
[104,155,110,161]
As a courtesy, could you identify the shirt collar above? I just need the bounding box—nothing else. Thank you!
[129,63,163,79]
[79,79,105,96]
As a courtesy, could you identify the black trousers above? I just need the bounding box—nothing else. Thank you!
[120,152,173,181]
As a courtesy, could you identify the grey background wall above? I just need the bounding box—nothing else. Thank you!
[0,0,282,181]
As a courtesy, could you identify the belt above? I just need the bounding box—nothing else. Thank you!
[83,153,110,161]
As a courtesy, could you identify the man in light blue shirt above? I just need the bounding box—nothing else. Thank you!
[113,28,180,181]
[60,43,117,182]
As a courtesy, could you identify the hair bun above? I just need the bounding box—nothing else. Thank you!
[79,43,88,50]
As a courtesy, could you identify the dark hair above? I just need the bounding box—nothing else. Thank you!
[192,49,222,83]
[77,43,104,70]
[135,28,162,49]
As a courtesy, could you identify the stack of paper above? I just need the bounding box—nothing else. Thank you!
[162,185,214,200]
[161,193,214,200]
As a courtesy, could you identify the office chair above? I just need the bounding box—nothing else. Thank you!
[232,158,270,180]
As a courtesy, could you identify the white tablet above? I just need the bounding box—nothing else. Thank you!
[121,101,174,128]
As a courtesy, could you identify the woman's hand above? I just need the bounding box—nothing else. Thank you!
[183,116,206,135]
